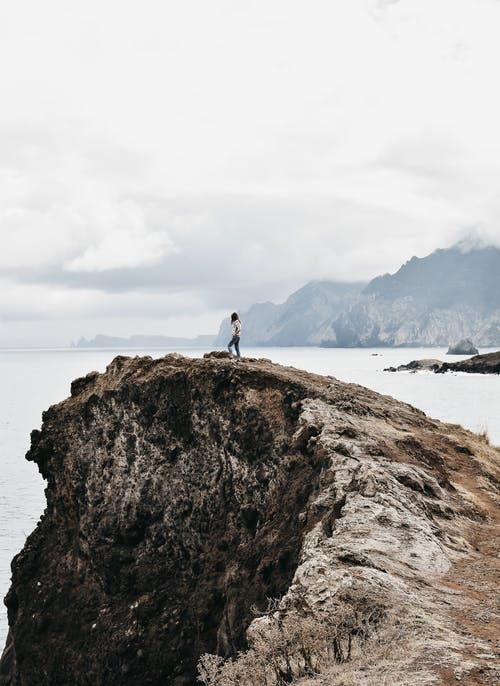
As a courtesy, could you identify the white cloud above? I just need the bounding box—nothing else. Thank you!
[64,229,176,272]
[0,277,203,322]
[0,276,223,347]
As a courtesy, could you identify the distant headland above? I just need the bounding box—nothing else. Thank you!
[73,334,216,349]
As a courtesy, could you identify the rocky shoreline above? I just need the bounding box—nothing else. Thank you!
[385,350,500,374]
[1,353,499,685]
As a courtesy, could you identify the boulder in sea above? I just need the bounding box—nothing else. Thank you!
[447,338,479,355]
[1,353,499,685]
[384,358,443,372]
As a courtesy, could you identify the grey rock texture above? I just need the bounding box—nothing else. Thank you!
[1,353,499,685]
[447,339,479,355]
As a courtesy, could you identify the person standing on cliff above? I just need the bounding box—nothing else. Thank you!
[228,312,242,358]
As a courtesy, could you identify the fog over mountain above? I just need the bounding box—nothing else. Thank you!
[216,244,500,347]
[217,282,365,346]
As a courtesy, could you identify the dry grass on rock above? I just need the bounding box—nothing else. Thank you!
[196,591,425,686]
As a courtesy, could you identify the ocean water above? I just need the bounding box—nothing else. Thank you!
[1,345,499,646]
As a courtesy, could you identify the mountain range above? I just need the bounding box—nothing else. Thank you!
[215,243,500,347]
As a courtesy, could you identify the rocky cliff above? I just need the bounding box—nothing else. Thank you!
[326,244,500,347]
[1,354,499,685]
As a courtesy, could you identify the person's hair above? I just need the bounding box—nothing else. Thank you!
[231,312,239,322]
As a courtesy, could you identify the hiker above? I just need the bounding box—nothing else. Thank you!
[228,312,242,358]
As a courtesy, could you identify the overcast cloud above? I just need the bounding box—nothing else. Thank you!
[1,0,500,346]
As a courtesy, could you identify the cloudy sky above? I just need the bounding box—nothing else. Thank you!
[1,0,500,346]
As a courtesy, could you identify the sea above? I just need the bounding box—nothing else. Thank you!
[1,345,499,646]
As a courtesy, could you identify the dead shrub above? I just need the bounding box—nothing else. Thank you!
[476,428,490,445]
[197,589,392,686]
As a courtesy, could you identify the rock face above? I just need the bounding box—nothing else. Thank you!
[331,244,500,347]
[1,354,499,685]
[447,339,479,355]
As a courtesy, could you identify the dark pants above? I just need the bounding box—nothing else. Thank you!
[228,335,241,357]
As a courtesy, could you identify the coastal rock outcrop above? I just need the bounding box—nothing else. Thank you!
[1,353,499,685]
[438,350,500,375]
[447,339,479,355]
[384,358,444,373]
[385,350,500,375]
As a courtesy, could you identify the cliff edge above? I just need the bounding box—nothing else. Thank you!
[1,353,499,685]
